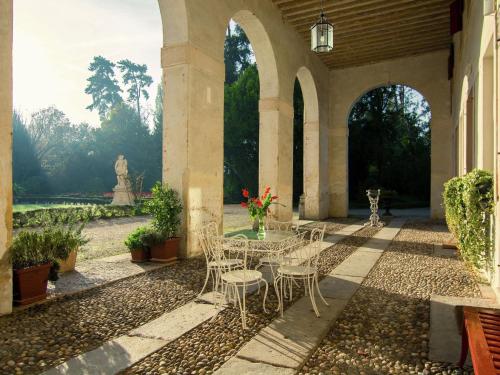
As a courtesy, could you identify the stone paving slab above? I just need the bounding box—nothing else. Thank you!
[43,335,166,375]
[130,300,219,341]
[429,294,500,364]
[319,274,364,300]
[47,253,168,298]
[330,250,382,278]
[236,297,347,369]
[216,357,296,375]
[323,223,365,244]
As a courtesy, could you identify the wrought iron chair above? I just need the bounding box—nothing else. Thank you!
[274,225,327,317]
[212,234,269,330]
[196,222,243,298]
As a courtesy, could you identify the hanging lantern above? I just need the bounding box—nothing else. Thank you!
[310,11,334,53]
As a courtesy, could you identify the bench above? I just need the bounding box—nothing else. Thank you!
[459,306,500,374]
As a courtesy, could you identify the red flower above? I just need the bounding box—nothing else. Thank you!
[242,188,249,198]
[271,195,278,201]
[264,186,271,194]
[241,202,248,208]
[256,199,263,208]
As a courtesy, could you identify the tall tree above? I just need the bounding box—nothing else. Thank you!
[117,59,153,120]
[85,56,123,119]
[293,79,304,205]
[224,24,252,84]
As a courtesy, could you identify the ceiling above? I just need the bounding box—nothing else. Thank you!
[271,0,452,69]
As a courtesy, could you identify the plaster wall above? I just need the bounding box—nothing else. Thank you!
[158,0,330,256]
[329,50,453,219]
[0,0,13,315]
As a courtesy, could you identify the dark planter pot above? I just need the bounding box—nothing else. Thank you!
[150,237,181,263]
[13,263,51,306]
[130,248,150,263]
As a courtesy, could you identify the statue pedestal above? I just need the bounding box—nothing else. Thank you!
[111,185,134,206]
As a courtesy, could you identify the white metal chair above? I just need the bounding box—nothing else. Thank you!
[274,225,328,317]
[196,222,243,298]
[213,234,269,330]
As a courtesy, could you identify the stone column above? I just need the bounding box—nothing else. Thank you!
[259,97,293,221]
[303,120,321,219]
[161,43,224,257]
[0,0,13,315]
[329,126,349,217]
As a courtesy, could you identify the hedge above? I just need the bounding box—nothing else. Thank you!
[443,169,494,269]
[13,204,148,229]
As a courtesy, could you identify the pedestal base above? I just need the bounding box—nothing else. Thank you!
[111,186,134,206]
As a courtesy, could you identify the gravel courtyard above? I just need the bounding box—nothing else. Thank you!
[0,218,483,375]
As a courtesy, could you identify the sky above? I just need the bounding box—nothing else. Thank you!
[13,0,163,127]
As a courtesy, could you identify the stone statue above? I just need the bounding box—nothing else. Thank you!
[111,154,134,206]
[114,155,129,188]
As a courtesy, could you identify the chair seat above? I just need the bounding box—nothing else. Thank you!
[221,270,263,284]
[208,259,243,269]
[278,265,316,276]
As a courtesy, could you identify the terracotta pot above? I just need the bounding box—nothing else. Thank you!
[58,249,78,273]
[13,263,51,306]
[130,248,150,263]
[150,237,181,263]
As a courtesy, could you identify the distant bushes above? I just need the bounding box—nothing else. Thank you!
[13,204,148,229]
[443,169,494,269]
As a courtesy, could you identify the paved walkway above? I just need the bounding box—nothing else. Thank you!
[42,221,364,375]
[47,253,167,298]
[216,218,405,374]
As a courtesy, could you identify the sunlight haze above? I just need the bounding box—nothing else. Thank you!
[13,0,162,127]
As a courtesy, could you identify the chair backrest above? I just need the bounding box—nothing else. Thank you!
[211,233,250,272]
[197,222,220,263]
[265,218,298,232]
[285,225,325,268]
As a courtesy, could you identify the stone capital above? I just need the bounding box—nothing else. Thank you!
[259,97,294,119]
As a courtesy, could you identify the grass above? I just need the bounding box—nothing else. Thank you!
[13,203,78,213]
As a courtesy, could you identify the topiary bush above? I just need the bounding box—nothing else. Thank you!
[443,169,494,269]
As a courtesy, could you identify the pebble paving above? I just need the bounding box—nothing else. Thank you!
[120,224,380,375]
[301,219,481,375]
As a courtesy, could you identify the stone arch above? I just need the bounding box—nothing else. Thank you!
[231,10,279,99]
[295,66,322,219]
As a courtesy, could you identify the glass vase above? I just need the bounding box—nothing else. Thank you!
[257,217,266,240]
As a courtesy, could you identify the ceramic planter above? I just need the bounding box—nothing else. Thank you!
[57,248,78,273]
[150,237,180,262]
[130,248,150,263]
[13,263,51,306]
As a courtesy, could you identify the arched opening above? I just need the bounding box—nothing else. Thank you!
[222,11,279,231]
[348,84,431,215]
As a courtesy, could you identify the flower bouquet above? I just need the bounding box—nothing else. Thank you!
[240,186,278,240]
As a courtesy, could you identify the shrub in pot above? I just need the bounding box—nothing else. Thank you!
[52,223,88,273]
[125,226,152,263]
[144,182,183,262]
[10,231,54,305]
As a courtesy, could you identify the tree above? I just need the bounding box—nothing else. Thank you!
[117,59,153,120]
[224,24,252,84]
[348,85,431,206]
[224,64,260,201]
[12,111,47,193]
[85,56,123,119]
[293,79,304,205]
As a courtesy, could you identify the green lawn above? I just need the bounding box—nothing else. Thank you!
[13,203,78,213]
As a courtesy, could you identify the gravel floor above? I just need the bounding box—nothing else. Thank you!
[0,258,207,375]
[302,217,360,236]
[301,219,481,375]
[121,224,380,375]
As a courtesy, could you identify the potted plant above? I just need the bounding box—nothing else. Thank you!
[53,223,88,273]
[144,182,183,262]
[125,226,152,263]
[10,231,54,305]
